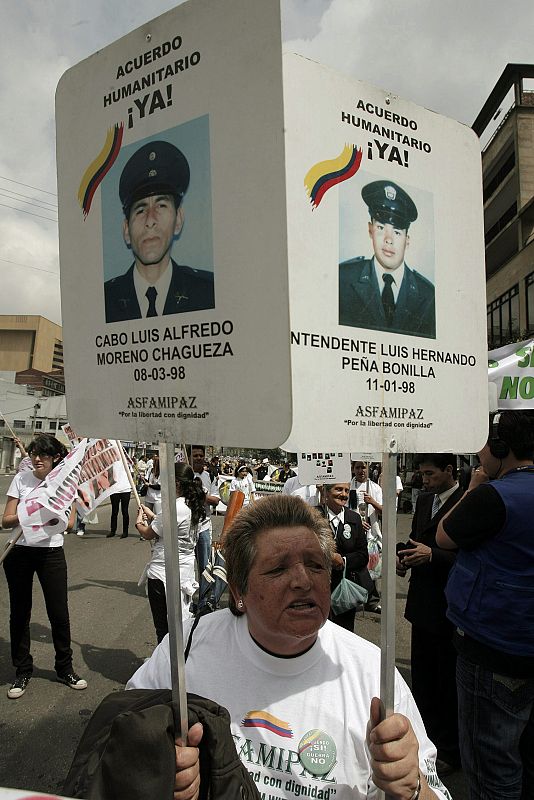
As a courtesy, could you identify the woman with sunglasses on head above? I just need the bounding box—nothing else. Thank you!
[136,462,206,642]
[2,434,87,699]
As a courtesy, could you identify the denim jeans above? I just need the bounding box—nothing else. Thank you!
[456,654,534,799]
[195,521,212,609]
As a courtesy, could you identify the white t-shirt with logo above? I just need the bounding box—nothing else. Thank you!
[8,471,64,548]
[127,611,451,800]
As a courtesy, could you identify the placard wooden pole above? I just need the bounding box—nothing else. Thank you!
[376,443,398,800]
[116,440,142,507]
[0,527,23,565]
[159,439,189,744]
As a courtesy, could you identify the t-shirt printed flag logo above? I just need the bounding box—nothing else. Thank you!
[242,710,293,738]
[304,144,362,209]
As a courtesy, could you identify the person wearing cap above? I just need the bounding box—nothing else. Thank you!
[104,140,215,323]
[255,458,271,481]
[339,180,435,338]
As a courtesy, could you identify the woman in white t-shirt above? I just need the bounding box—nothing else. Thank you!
[128,494,449,800]
[2,434,87,700]
[135,462,206,642]
[142,454,162,514]
[230,464,256,506]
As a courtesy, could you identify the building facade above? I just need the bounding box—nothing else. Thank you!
[0,315,63,372]
[474,64,534,349]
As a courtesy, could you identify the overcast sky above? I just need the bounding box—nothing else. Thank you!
[2,0,534,326]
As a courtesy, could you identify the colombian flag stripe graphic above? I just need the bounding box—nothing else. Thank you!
[242,710,293,738]
[304,144,362,208]
[78,123,124,217]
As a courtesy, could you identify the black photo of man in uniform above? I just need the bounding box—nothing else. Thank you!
[339,180,435,338]
[104,140,215,323]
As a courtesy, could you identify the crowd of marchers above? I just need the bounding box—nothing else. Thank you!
[2,412,533,800]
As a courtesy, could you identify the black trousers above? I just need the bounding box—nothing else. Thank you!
[147,578,168,643]
[3,545,73,677]
[110,492,131,535]
[410,623,460,765]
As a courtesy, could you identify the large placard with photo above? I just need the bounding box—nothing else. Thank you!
[56,0,290,446]
[283,54,488,453]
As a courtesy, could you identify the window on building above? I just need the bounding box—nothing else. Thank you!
[0,419,5,427]
[13,420,26,429]
[484,202,518,246]
[487,285,520,348]
[483,150,516,202]
[34,421,43,430]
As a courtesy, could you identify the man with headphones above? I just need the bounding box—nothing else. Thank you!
[436,411,534,800]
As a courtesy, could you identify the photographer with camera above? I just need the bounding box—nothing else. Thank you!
[397,453,463,778]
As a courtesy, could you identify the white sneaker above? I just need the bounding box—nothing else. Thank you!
[7,676,31,699]
[57,672,88,690]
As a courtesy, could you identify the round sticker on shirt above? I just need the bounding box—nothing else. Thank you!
[298,729,337,776]
[343,524,351,539]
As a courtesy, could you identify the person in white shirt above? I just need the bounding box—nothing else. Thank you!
[350,462,383,613]
[136,462,205,641]
[189,445,220,610]
[142,455,162,515]
[2,434,87,699]
[281,475,318,505]
[230,464,256,506]
[127,494,451,800]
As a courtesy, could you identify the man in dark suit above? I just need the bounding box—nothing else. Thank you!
[397,454,463,775]
[339,180,435,338]
[104,140,214,323]
[319,483,369,632]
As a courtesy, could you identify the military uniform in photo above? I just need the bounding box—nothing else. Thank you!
[104,140,214,324]
[339,180,435,338]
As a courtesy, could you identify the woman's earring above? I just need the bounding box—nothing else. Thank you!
[237,599,244,610]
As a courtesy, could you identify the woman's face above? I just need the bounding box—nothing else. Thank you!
[238,469,247,480]
[30,451,56,480]
[324,483,350,514]
[237,527,331,656]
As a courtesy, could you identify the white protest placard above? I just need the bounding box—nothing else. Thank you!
[56,0,290,448]
[350,451,381,462]
[297,451,351,484]
[488,337,534,409]
[283,54,488,453]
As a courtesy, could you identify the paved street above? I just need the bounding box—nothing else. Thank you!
[0,487,466,798]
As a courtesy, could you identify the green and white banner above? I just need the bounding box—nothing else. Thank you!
[488,337,534,409]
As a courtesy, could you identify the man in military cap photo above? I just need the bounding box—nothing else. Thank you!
[339,179,435,338]
[104,139,215,323]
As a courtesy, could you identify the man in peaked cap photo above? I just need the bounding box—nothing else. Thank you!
[104,140,215,323]
[339,179,435,338]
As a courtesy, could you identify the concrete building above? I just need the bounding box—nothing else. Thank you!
[0,315,63,372]
[0,372,67,471]
[473,64,534,348]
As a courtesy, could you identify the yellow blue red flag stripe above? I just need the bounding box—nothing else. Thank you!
[78,123,124,218]
[304,144,362,209]
[242,710,293,738]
